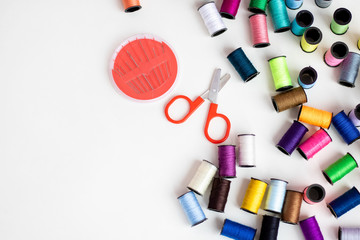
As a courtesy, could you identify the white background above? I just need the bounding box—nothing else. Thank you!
[0,0,359,239]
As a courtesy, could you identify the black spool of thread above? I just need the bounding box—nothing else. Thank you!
[208,177,231,212]
[260,215,280,240]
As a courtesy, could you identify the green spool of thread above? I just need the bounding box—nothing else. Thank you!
[330,8,352,35]
[323,153,358,185]
[248,0,267,13]
[268,56,293,92]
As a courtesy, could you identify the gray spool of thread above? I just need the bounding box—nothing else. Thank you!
[315,0,332,8]
[339,52,360,88]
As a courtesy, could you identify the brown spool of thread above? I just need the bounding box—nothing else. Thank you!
[281,190,303,224]
[272,87,308,112]
[122,0,142,12]
[208,177,231,212]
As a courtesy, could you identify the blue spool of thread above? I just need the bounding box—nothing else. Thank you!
[277,120,308,155]
[268,0,291,33]
[339,52,360,88]
[227,47,260,82]
[264,178,288,213]
[328,187,360,218]
[291,10,314,36]
[285,0,303,10]
[298,66,317,89]
[332,110,360,145]
[178,191,207,226]
[221,219,257,240]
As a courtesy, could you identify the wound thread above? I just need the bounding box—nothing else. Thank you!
[268,0,291,33]
[291,10,314,36]
[178,191,207,226]
[122,0,142,12]
[218,145,236,178]
[322,152,358,185]
[297,128,332,160]
[285,0,303,10]
[300,216,324,240]
[221,219,257,240]
[324,41,349,67]
[339,227,360,240]
[249,13,270,48]
[315,0,332,8]
[268,56,293,91]
[238,134,256,167]
[259,215,280,240]
[332,110,360,145]
[348,104,360,127]
[281,190,303,224]
[272,87,307,112]
[303,184,326,204]
[228,47,260,82]
[248,0,267,13]
[328,187,360,218]
[187,160,218,196]
[339,52,360,88]
[277,120,308,155]
[298,105,333,129]
[301,27,322,53]
[241,178,268,214]
[330,8,352,35]
[198,2,227,37]
[220,0,241,19]
[264,178,288,214]
[208,177,231,213]
[298,66,317,89]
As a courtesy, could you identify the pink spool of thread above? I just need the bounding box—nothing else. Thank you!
[324,42,349,67]
[297,128,332,160]
[249,13,270,48]
[220,0,241,19]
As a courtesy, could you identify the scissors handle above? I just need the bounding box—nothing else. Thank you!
[165,95,205,124]
[204,103,231,144]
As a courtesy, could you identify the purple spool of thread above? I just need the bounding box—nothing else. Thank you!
[220,0,241,19]
[277,120,308,155]
[218,145,236,178]
[300,216,324,240]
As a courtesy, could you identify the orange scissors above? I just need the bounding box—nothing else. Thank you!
[165,68,231,144]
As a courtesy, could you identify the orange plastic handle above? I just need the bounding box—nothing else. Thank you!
[164,95,205,124]
[204,103,231,144]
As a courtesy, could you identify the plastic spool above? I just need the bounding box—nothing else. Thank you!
[178,191,207,226]
[268,56,293,91]
[285,0,303,10]
[348,104,360,127]
[237,134,256,167]
[122,0,142,12]
[248,0,267,13]
[324,42,349,67]
[327,187,360,218]
[264,178,288,214]
[301,27,322,53]
[221,219,257,240]
[297,128,332,160]
[281,190,303,224]
[291,10,314,36]
[198,2,227,37]
[187,160,218,196]
[298,66,317,89]
[330,8,352,35]
[332,110,360,145]
[220,0,241,19]
[298,105,333,129]
[322,153,358,185]
[276,120,308,156]
[227,47,260,82]
[339,52,360,88]
[303,184,326,204]
[300,216,324,240]
[315,0,332,8]
[241,178,268,214]
[249,13,270,48]
[268,0,291,33]
[271,87,307,112]
[110,34,178,102]
[339,227,360,240]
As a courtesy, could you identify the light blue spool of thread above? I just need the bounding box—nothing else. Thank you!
[221,219,257,240]
[178,191,207,226]
[264,178,288,214]
[268,0,291,33]
[291,10,314,36]
[315,0,332,8]
[332,110,360,145]
[285,0,303,10]
[298,66,317,89]
[339,52,360,88]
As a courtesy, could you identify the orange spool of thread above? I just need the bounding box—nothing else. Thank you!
[122,0,142,12]
[298,105,333,129]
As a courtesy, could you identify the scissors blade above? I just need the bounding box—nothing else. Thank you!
[202,71,230,101]
[208,69,221,103]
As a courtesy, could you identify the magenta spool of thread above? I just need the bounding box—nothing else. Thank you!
[220,0,241,19]
[218,145,236,178]
[303,184,326,204]
[249,13,270,48]
[324,42,349,67]
[300,216,324,240]
[276,120,308,156]
[297,128,332,160]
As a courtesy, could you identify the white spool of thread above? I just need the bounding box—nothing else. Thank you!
[198,2,227,37]
[237,134,256,167]
[339,227,360,240]
[187,160,218,196]
[348,104,360,127]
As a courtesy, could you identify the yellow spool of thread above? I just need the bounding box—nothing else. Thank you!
[300,27,322,53]
[298,105,333,129]
[241,178,268,214]
[358,39,360,50]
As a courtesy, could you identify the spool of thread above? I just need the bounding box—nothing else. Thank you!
[208,177,231,212]
[271,87,307,112]
[241,178,268,214]
[221,219,257,240]
[248,0,267,13]
[276,120,308,156]
[297,128,332,160]
[218,145,236,178]
[332,110,360,145]
[298,105,333,129]
[228,48,260,82]
[220,0,241,19]
[122,0,141,12]
[324,42,349,67]
[303,184,326,204]
[198,2,227,37]
[268,56,293,91]
[339,52,360,88]
[187,160,218,196]
[301,27,322,53]
[249,13,270,48]
[268,0,290,33]
[259,215,280,240]
[291,10,314,36]
[358,39,360,50]
[315,0,332,8]
[330,8,352,35]
[328,187,360,218]
[237,134,256,167]
[348,104,360,127]
[281,190,303,224]
[339,227,360,240]
[285,0,303,10]
[322,153,358,185]
[298,66,317,89]
[300,216,324,240]
[264,178,288,213]
[178,191,207,226]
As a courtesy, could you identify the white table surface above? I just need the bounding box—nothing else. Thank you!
[0,0,359,239]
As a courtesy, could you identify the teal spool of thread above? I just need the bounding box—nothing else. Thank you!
[268,0,291,33]
[268,56,293,91]
[323,153,358,185]
[291,10,314,36]
[330,8,352,35]
[285,0,303,10]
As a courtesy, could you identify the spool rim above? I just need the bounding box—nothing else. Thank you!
[245,71,260,82]
[249,12,268,18]
[296,10,314,28]
[338,227,342,240]
[355,104,360,119]
[327,203,338,218]
[304,27,322,45]
[339,80,355,88]
[198,1,215,11]
[297,146,309,160]
[330,41,349,60]
[268,55,286,62]
[187,187,203,196]
[270,178,289,184]
[333,8,352,25]
[346,152,358,168]
[220,12,235,19]
[274,26,291,33]
[286,1,303,10]
[191,218,208,227]
[203,159,219,169]
[211,28,228,37]
[248,7,266,14]
[238,133,256,137]
[322,170,334,185]
[241,207,258,215]
[177,191,193,199]
[227,47,243,59]
[276,144,291,156]
[125,5,142,12]
[254,43,271,48]
[304,184,326,203]
[299,66,317,85]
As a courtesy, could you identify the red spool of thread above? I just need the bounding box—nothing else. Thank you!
[122,0,142,12]
[249,13,270,48]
